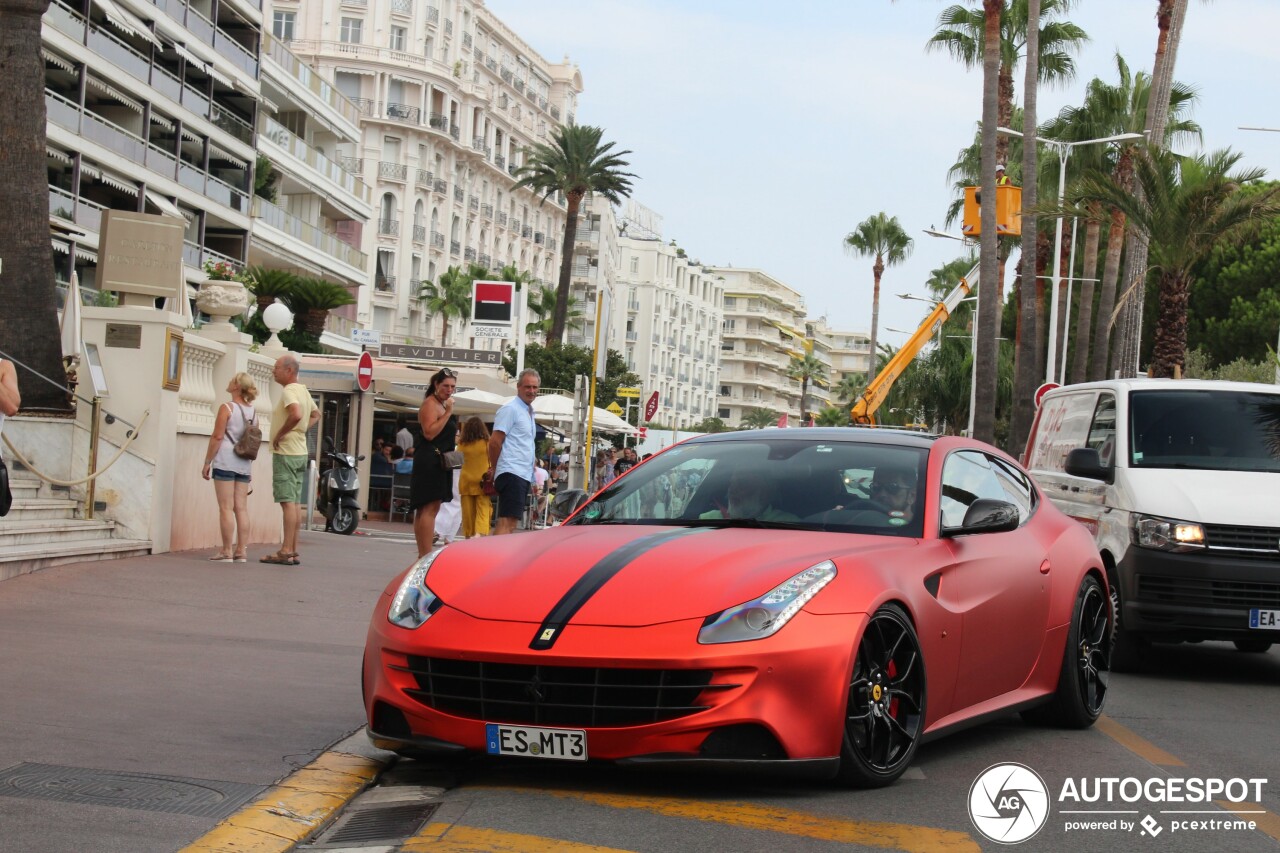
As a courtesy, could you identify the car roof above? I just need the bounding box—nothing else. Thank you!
[679,427,941,449]
[1044,377,1280,396]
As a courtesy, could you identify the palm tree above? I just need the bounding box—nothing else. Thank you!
[526,285,585,338]
[419,266,473,345]
[833,373,868,406]
[739,407,778,430]
[927,0,1087,167]
[513,125,636,344]
[814,406,851,427]
[843,213,914,375]
[1114,0,1190,375]
[1046,54,1200,380]
[1069,149,1280,378]
[788,353,828,425]
[973,0,1005,444]
[244,266,298,316]
[285,277,357,338]
[0,0,65,410]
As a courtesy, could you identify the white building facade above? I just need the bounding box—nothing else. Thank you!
[270,0,580,350]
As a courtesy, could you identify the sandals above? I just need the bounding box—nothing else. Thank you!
[209,553,234,562]
[259,551,300,565]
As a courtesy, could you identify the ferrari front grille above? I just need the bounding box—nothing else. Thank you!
[397,657,736,727]
[1137,576,1280,609]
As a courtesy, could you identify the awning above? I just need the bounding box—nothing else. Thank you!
[389,73,420,87]
[144,189,183,219]
[41,48,75,73]
[93,0,162,47]
[318,330,365,355]
[179,126,202,142]
[206,65,236,90]
[149,113,175,131]
[85,76,143,113]
[51,238,70,255]
[46,147,72,164]
[74,245,98,262]
[173,43,206,73]
[208,144,248,169]
[97,169,137,194]
[335,67,376,77]
[79,161,101,180]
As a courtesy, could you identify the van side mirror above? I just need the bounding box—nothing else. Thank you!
[1064,447,1112,483]
[941,498,1021,537]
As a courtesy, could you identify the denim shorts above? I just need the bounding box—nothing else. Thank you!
[494,473,530,519]
[211,468,251,483]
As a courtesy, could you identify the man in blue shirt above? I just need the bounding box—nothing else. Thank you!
[488,368,540,535]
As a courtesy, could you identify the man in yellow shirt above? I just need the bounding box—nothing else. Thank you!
[262,354,319,565]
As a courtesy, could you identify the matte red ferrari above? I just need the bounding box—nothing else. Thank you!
[363,429,1111,786]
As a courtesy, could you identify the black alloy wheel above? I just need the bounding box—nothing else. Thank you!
[1025,574,1111,728]
[837,603,926,788]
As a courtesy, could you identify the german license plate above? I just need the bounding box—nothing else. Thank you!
[485,723,587,761]
[1249,609,1280,629]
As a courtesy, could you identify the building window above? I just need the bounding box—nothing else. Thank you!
[272,11,295,41]
[629,256,638,274]
[340,17,363,44]
[389,26,406,52]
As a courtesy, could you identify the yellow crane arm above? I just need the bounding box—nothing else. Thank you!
[850,263,980,425]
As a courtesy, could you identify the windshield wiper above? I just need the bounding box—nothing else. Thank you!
[675,518,793,529]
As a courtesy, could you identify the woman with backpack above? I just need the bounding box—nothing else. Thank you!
[202,371,260,562]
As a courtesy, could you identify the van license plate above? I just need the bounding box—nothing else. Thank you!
[1248,609,1279,629]
[486,723,587,761]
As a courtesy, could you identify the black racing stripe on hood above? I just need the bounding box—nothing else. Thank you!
[528,527,712,650]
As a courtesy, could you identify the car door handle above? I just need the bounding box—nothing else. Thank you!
[1039,560,1051,575]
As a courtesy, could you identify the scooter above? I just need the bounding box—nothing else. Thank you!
[318,437,363,535]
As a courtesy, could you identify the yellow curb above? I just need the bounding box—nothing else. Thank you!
[176,749,389,853]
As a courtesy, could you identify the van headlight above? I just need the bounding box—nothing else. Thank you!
[699,561,836,644]
[388,551,445,629]
[1133,515,1206,552]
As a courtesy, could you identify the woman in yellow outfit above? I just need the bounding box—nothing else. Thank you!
[457,416,493,537]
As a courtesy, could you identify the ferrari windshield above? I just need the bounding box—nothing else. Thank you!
[1130,390,1280,472]
[569,439,930,537]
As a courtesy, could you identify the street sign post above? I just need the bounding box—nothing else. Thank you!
[351,328,381,347]
[616,386,640,398]
[1034,381,1060,408]
[355,351,374,392]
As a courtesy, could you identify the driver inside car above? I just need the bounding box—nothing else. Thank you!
[867,465,918,524]
[699,471,799,523]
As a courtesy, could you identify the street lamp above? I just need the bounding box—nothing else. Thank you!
[997,127,1144,384]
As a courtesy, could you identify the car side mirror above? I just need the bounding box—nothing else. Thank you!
[1064,447,1113,483]
[551,489,588,521]
[942,498,1021,537]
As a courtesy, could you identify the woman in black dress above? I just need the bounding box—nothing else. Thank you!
[410,368,457,556]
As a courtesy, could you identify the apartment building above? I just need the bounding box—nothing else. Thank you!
[44,0,264,301]
[808,317,873,402]
[271,0,580,348]
[612,205,723,429]
[560,194,619,351]
[708,267,811,428]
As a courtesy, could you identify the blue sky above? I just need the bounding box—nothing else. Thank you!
[484,0,1279,348]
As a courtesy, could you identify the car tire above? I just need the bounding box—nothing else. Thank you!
[333,506,358,536]
[1024,574,1111,728]
[1233,639,1272,654]
[836,603,926,788]
[1108,583,1148,673]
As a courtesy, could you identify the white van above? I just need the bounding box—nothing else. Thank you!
[1022,378,1280,670]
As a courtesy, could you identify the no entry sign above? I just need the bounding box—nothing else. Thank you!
[356,351,374,392]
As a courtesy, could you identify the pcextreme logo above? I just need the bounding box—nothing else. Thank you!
[969,763,1051,844]
[968,765,1269,843]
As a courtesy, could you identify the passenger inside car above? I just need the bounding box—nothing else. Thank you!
[699,471,800,522]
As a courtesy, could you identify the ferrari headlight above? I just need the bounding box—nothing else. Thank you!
[388,550,444,629]
[1133,515,1206,553]
[699,561,837,644]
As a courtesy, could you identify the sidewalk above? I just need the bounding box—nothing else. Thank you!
[0,529,420,853]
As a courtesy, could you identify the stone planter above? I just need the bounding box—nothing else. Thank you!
[196,280,251,327]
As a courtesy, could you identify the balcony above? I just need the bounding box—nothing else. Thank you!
[464,247,476,262]
[534,231,544,245]
[431,231,445,249]
[496,211,508,227]
[378,218,399,236]
[444,19,453,37]
[416,168,433,186]
[252,197,368,271]
[471,136,489,155]
[263,35,360,127]
[350,97,375,116]
[510,219,521,233]
[522,226,532,239]
[338,155,363,174]
[625,330,637,342]
[453,186,464,203]
[260,116,370,202]
[379,161,408,182]
[426,6,439,25]
[375,274,396,293]
[508,163,520,177]
[468,196,478,213]
[391,0,413,14]
[494,153,506,169]
[449,240,460,255]
[481,203,493,219]
[478,253,491,268]
[412,224,426,243]
[432,179,447,195]
[449,122,460,141]
[428,112,448,131]
[385,102,421,124]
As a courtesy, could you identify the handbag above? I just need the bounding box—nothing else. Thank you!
[0,456,11,517]
[481,470,497,496]
[232,405,262,460]
[436,448,464,470]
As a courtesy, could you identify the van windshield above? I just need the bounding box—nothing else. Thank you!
[1130,390,1280,472]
